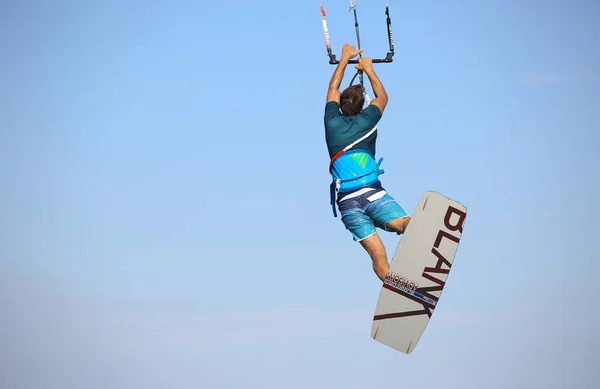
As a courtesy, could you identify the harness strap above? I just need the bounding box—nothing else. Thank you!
[329,155,385,217]
[330,181,338,217]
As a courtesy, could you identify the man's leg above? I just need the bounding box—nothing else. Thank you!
[357,213,410,283]
[346,191,412,282]
[358,232,389,282]
[338,196,391,282]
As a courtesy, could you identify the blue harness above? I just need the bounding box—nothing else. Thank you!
[329,149,384,217]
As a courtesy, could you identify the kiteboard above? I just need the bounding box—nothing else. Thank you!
[371,191,467,354]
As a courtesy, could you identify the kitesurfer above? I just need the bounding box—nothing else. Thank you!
[325,43,410,282]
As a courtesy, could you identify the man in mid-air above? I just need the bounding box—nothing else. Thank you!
[325,43,411,283]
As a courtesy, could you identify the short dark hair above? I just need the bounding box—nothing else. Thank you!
[340,84,365,116]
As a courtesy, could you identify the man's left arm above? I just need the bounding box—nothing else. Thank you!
[326,59,348,104]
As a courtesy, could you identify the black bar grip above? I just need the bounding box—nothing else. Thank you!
[329,52,394,65]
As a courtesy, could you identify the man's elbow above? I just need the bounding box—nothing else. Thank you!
[379,95,389,108]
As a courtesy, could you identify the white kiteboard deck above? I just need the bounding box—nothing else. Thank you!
[371,191,467,354]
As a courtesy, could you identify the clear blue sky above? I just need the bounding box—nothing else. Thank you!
[1,0,599,388]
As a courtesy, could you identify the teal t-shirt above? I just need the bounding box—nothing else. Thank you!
[324,101,382,158]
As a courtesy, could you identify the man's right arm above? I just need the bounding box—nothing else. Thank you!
[364,67,388,114]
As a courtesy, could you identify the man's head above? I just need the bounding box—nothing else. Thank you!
[340,84,365,117]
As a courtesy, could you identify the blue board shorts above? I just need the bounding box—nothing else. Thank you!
[337,186,408,242]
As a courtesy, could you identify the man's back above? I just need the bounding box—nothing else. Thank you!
[324,101,382,158]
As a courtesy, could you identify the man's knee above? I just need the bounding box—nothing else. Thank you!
[386,216,411,234]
